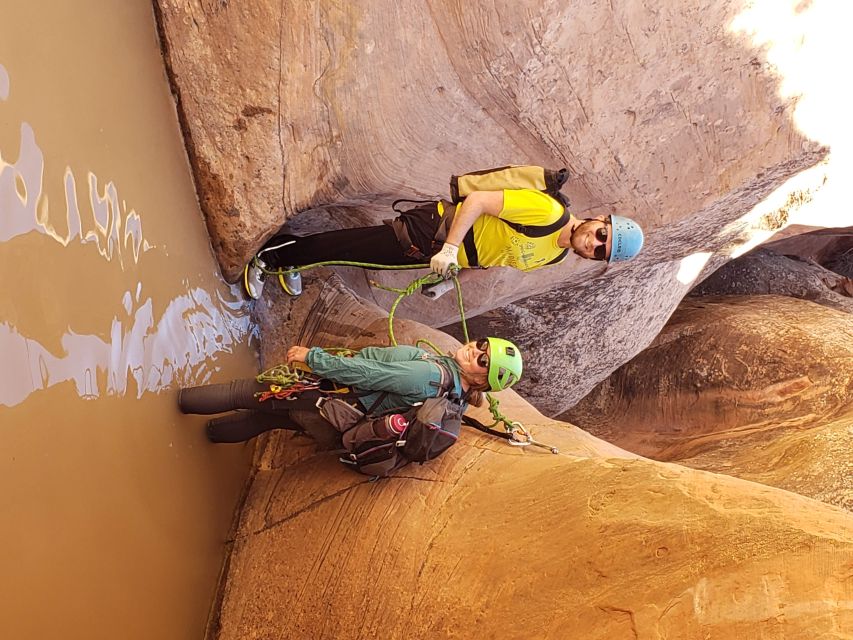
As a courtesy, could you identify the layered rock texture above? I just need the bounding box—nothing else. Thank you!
[766,227,853,275]
[153,1,853,637]
[206,278,853,639]
[154,0,841,413]
[690,248,853,312]
[564,293,853,510]
[155,0,818,280]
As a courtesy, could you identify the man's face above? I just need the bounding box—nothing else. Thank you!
[570,218,611,261]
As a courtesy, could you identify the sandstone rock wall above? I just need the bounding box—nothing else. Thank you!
[563,294,853,510]
[154,0,838,414]
[765,227,853,278]
[208,278,853,640]
[154,0,817,282]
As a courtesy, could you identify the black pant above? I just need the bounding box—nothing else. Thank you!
[257,226,422,269]
[178,379,342,449]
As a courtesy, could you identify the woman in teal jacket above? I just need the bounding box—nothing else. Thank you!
[178,338,523,446]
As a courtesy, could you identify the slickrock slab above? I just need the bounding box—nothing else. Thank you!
[208,277,853,640]
[565,295,853,510]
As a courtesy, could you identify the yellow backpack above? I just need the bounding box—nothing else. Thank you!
[450,165,569,205]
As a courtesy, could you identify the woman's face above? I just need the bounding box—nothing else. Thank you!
[454,339,490,380]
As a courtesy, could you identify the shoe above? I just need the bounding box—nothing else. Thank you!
[243,257,267,300]
[278,268,302,296]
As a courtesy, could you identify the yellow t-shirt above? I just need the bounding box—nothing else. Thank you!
[448,189,567,271]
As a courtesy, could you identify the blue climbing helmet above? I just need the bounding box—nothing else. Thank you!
[608,215,644,263]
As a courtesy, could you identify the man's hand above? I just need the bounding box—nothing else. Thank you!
[287,346,310,364]
[430,243,459,276]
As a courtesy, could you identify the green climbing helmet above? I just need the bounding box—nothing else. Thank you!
[484,337,523,391]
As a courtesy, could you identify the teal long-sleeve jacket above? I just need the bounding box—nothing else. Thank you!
[305,345,464,414]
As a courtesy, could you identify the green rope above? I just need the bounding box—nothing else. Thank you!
[452,276,470,344]
[256,349,358,386]
[258,260,430,277]
[414,338,447,356]
[372,270,469,348]
[370,273,439,346]
[485,393,521,431]
[256,363,303,386]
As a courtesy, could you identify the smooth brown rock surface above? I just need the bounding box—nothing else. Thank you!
[154,0,819,283]
[564,295,853,510]
[208,279,853,640]
[765,226,853,272]
[677,410,853,512]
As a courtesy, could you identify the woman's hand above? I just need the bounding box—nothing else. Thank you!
[287,346,310,364]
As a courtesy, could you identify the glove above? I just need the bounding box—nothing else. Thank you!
[430,243,459,276]
[420,279,455,300]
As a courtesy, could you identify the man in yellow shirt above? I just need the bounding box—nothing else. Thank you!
[243,189,644,299]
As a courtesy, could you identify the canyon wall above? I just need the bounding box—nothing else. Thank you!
[150,5,853,635]
[154,0,836,412]
[207,276,853,639]
[155,0,820,280]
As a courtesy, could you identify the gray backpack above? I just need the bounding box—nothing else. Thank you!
[318,367,465,477]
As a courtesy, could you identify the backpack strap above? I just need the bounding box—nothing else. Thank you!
[462,229,479,267]
[460,205,568,268]
[318,385,389,417]
[429,360,461,399]
[462,414,513,440]
[435,194,569,268]
[432,200,457,246]
[499,207,571,238]
[545,248,569,266]
[432,202,481,267]
[392,198,437,214]
[363,391,389,416]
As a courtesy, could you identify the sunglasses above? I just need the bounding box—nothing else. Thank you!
[475,338,490,369]
[593,225,609,261]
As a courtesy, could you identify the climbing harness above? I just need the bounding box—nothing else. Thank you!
[253,259,559,454]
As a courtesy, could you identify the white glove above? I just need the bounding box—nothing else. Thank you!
[420,279,455,300]
[430,243,459,276]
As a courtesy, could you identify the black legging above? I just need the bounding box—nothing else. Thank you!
[257,226,421,269]
[178,379,342,448]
